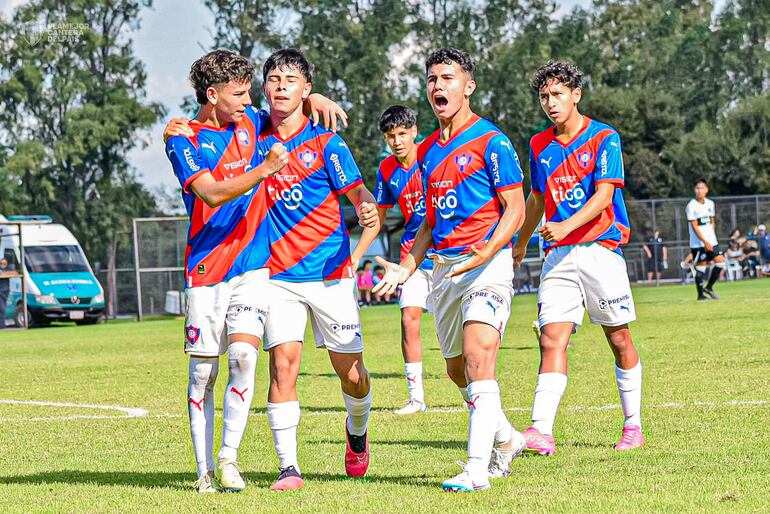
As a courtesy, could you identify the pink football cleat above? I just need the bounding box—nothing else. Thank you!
[270,466,304,491]
[344,420,370,478]
[615,425,645,451]
[521,426,556,455]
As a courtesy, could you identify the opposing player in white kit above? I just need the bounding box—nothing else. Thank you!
[374,48,527,492]
[513,61,644,455]
[164,50,348,493]
[686,179,724,301]
[374,105,434,414]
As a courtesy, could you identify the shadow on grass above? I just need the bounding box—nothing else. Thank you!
[304,438,466,450]
[297,371,447,380]
[0,470,436,490]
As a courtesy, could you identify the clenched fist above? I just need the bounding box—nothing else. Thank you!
[261,143,289,178]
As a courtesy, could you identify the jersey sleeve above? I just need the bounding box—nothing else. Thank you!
[323,133,363,194]
[375,166,396,208]
[166,136,209,194]
[595,131,624,187]
[244,105,268,133]
[485,134,523,192]
[685,201,697,221]
[529,145,542,195]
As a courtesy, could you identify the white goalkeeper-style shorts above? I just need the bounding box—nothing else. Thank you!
[399,268,433,311]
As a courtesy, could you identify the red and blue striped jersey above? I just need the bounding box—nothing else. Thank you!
[166,106,270,288]
[529,116,630,254]
[417,115,523,258]
[374,155,433,270]
[259,118,363,282]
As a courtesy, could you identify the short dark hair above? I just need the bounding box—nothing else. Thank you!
[425,48,476,79]
[531,61,584,92]
[263,48,313,84]
[694,178,708,187]
[189,49,255,105]
[379,105,417,133]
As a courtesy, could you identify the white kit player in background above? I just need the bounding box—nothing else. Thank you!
[685,179,725,301]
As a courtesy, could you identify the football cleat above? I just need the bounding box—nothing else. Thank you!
[394,399,428,415]
[216,458,245,492]
[270,465,304,491]
[442,461,490,492]
[697,295,710,301]
[488,428,526,478]
[521,426,556,456]
[702,288,719,300]
[615,425,645,451]
[193,471,218,494]
[344,420,370,478]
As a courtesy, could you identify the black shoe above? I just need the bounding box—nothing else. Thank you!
[697,295,710,301]
[702,288,719,300]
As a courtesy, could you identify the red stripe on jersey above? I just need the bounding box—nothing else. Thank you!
[379,155,399,182]
[616,221,631,245]
[338,178,363,195]
[325,255,353,280]
[436,197,498,251]
[266,191,341,275]
[544,129,614,220]
[554,208,615,250]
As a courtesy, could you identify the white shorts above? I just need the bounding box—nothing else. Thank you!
[538,243,636,328]
[184,268,269,357]
[264,278,363,354]
[399,268,434,311]
[429,248,514,359]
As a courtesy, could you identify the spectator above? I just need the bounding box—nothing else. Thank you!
[357,260,374,306]
[372,266,392,304]
[756,224,770,263]
[741,239,761,278]
[728,229,742,248]
[642,230,668,281]
[0,258,10,328]
[725,240,745,281]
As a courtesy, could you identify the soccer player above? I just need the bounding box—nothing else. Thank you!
[256,49,381,491]
[374,48,527,492]
[164,50,349,494]
[512,61,644,456]
[686,179,724,300]
[374,105,433,415]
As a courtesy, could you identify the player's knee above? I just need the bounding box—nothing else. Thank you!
[189,357,218,390]
[340,365,369,393]
[539,332,567,354]
[605,327,633,352]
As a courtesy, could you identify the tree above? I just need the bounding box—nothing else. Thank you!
[0,0,163,263]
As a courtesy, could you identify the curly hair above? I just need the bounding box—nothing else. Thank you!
[531,61,584,92]
[263,48,314,85]
[378,105,417,133]
[189,49,255,105]
[425,48,476,79]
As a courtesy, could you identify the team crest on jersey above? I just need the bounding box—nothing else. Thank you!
[185,325,200,346]
[236,128,251,146]
[578,150,593,168]
[299,149,318,168]
[455,153,473,172]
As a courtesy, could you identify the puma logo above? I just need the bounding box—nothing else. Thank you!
[540,156,553,169]
[188,397,204,411]
[230,386,248,401]
[201,142,217,154]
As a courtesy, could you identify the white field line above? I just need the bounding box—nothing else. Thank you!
[0,398,766,423]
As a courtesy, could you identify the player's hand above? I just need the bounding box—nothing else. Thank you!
[539,221,571,244]
[357,202,378,228]
[513,243,527,269]
[260,143,288,177]
[163,117,193,143]
[444,245,493,279]
[704,242,714,252]
[306,94,349,132]
[371,256,410,296]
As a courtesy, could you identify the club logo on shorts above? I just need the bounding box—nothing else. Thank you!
[185,325,201,346]
[455,153,473,172]
[299,149,318,168]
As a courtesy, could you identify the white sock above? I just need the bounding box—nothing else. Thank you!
[187,357,219,478]
[268,401,301,473]
[343,388,372,436]
[218,342,257,461]
[466,380,502,476]
[459,386,471,410]
[615,362,642,428]
[404,361,424,403]
[531,372,568,436]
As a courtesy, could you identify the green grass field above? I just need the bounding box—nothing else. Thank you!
[1,280,769,512]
